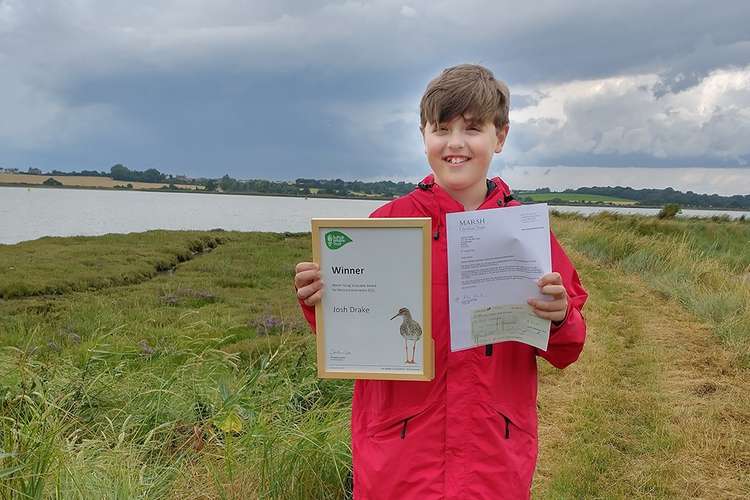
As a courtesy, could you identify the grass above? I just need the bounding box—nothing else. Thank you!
[534,249,750,497]
[1,215,748,498]
[1,231,352,499]
[0,231,226,299]
[551,212,750,366]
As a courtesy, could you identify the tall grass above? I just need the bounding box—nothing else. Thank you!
[1,332,352,499]
[1,232,352,499]
[553,213,750,366]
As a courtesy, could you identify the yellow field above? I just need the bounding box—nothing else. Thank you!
[0,173,202,190]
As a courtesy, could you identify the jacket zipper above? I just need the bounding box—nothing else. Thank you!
[503,415,511,439]
[400,418,411,439]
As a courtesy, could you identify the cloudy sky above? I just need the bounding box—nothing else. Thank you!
[1,0,749,194]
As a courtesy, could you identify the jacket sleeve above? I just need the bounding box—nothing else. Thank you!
[298,297,317,333]
[536,231,588,369]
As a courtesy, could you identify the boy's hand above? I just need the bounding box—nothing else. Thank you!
[294,262,323,306]
[527,272,568,325]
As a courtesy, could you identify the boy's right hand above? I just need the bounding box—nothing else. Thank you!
[294,262,323,306]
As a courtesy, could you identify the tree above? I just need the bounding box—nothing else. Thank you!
[111,164,130,180]
[219,175,236,192]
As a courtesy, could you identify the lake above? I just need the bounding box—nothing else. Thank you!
[0,186,747,245]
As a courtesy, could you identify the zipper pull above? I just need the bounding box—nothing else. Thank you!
[433,228,440,240]
[400,418,410,439]
[503,415,510,439]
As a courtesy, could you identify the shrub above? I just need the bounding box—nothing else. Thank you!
[657,203,681,219]
[42,177,63,186]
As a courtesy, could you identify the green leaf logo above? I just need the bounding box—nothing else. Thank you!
[325,230,353,250]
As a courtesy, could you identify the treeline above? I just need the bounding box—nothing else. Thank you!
[48,169,109,177]
[207,176,415,198]
[110,164,167,183]
[294,178,415,197]
[541,186,749,209]
[208,176,301,195]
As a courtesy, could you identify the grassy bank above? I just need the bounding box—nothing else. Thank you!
[0,174,199,190]
[1,215,748,498]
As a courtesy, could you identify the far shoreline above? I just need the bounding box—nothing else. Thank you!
[2,182,748,213]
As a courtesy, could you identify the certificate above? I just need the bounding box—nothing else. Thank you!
[311,218,434,380]
[446,204,552,352]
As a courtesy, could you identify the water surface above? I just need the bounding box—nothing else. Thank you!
[0,186,746,245]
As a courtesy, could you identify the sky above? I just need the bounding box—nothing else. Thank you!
[1,0,749,195]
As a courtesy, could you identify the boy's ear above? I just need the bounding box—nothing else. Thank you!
[494,123,510,153]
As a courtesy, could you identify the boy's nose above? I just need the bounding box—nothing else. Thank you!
[447,133,466,150]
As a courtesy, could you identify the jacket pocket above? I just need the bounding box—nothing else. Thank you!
[366,402,437,441]
[484,402,537,440]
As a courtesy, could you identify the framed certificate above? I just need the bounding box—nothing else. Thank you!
[311,218,433,381]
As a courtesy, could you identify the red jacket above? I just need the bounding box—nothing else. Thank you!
[300,175,587,499]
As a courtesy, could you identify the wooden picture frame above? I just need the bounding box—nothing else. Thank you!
[311,218,433,381]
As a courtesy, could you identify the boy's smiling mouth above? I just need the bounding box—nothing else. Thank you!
[444,155,471,165]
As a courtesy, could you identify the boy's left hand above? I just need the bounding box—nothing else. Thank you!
[527,272,568,325]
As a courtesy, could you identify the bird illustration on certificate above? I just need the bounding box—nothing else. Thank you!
[390,307,423,364]
[311,219,433,381]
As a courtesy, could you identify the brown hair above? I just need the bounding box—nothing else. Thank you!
[419,64,510,130]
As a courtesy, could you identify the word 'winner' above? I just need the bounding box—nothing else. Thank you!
[331,267,365,275]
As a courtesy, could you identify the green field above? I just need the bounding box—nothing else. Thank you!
[1,216,748,498]
[519,192,638,204]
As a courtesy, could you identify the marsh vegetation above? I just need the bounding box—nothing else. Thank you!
[1,214,748,498]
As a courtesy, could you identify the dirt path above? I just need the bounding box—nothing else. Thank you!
[532,251,750,498]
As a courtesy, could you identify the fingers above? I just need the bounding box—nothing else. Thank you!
[303,289,323,307]
[529,307,566,322]
[527,297,566,312]
[297,277,324,303]
[529,273,567,322]
[294,262,323,305]
[537,272,562,287]
[539,284,566,298]
[294,268,321,289]
[295,262,319,274]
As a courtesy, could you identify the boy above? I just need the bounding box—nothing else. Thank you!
[294,64,587,499]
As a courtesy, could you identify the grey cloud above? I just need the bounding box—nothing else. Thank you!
[511,92,546,110]
[1,0,750,179]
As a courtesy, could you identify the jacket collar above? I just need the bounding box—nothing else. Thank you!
[413,174,514,214]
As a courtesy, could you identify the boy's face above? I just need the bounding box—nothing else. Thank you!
[422,114,509,196]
